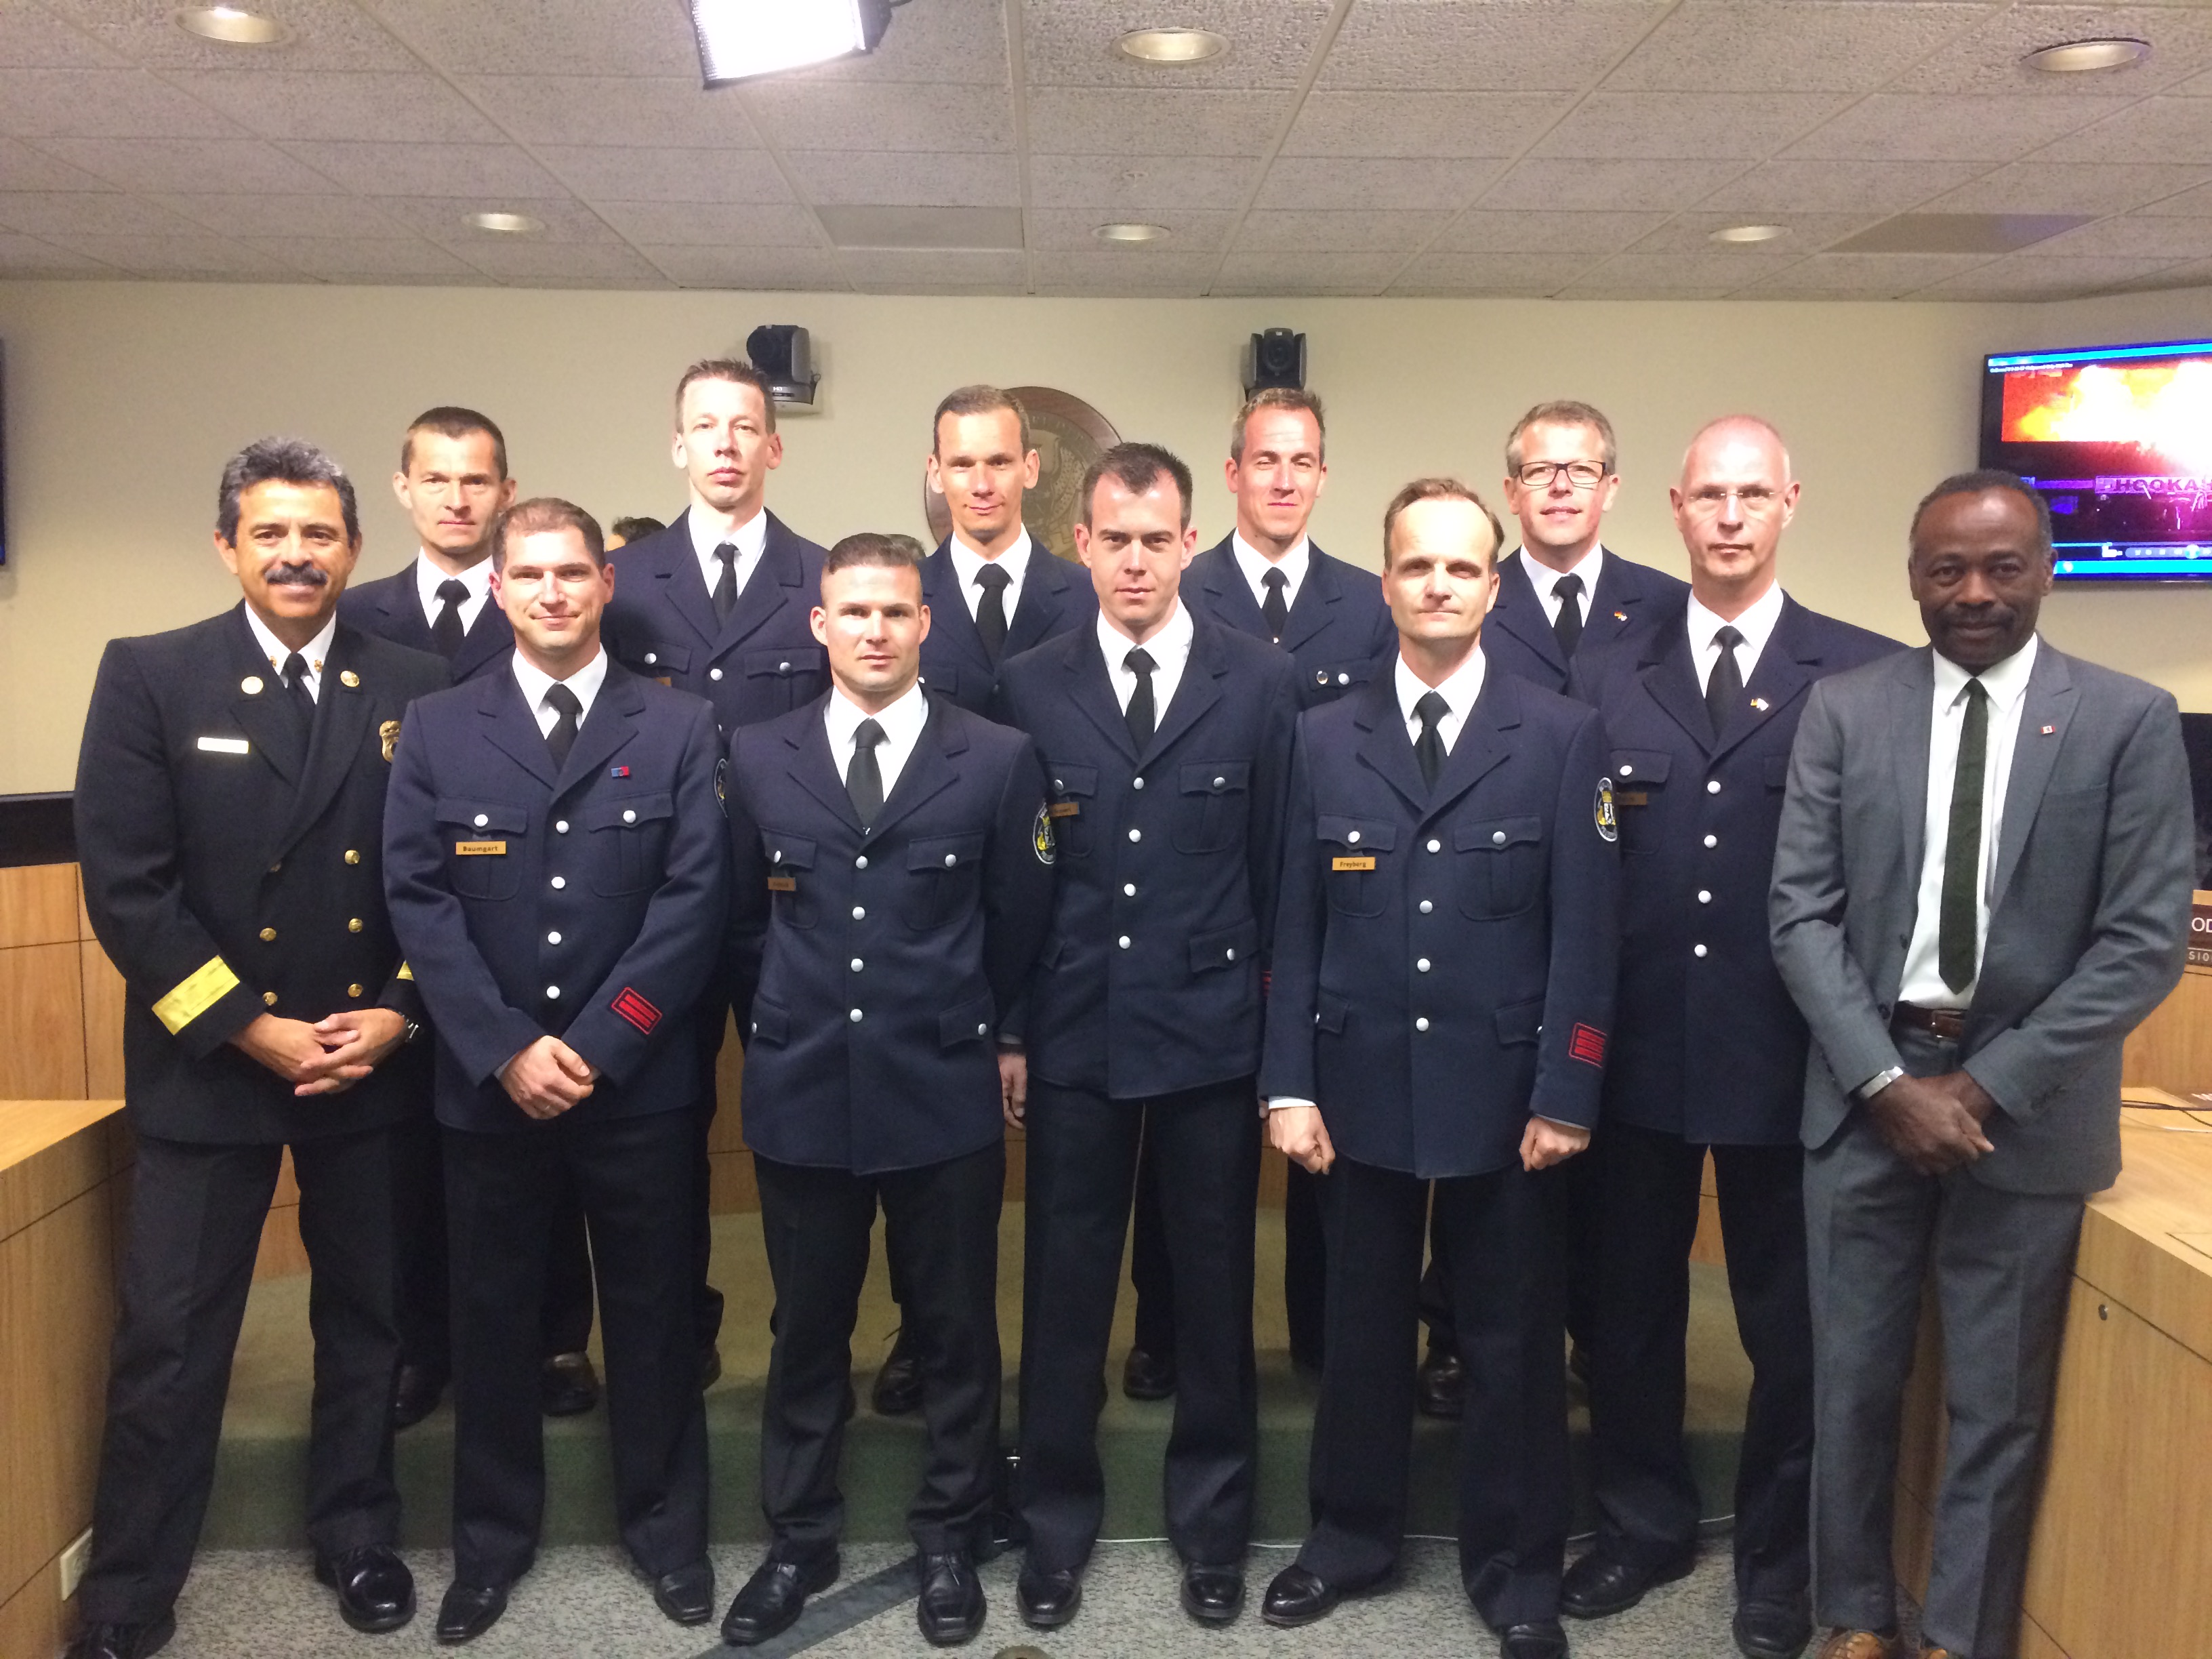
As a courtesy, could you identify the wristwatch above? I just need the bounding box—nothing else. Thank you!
[1854,1064,1906,1102]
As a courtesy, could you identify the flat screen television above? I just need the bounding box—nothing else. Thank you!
[1978,337,2212,583]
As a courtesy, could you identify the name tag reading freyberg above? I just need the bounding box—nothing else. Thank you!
[1048,802,1080,819]
[197,736,250,755]
[766,875,798,892]
[1332,855,1376,872]
[454,840,507,857]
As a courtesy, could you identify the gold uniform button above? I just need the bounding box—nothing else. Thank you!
[344,850,361,865]
[258,927,276,942]
[262,991,278,1006]
[347,983,365,998]
[348,918,363,933]
[268,861,282,874]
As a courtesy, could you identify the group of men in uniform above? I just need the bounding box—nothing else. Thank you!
[62,361,2192,1659]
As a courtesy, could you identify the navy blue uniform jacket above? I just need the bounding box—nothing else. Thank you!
[726,695,1054,1175]
[75,607,448,1143]
[1570,596,1902,1145]
[1484,548,1688,695]
[383,658,730,1132]
[917,538,1097,715]
[994,613,1300,1099]
[1260,668,1621,1180]
[338,563,514,683]
[603,508,830,737]
[1186,535,1396,710]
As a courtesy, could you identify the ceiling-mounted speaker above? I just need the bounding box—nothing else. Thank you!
[1244,327,1306,396]
[746,324,821,413]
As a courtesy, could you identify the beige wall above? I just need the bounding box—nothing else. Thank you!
[0,277,2207,793]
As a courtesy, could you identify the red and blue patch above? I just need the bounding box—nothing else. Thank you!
[610,765,630,778]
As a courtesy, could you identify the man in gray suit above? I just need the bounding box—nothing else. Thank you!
[1770,470,2192,1659]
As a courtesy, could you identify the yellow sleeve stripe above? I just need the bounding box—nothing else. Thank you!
[153,956,242,1034]
[396,961,414,981]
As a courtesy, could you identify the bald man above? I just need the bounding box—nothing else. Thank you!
[1562,419,1899,1658]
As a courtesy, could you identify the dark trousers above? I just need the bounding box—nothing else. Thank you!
[443,1110,708,1584]
[1301,1155,1570,1630]
[390,1113,593,1375]
[693,1001,733,1354]
[79,1129,401,1623]
[1128,1120,1172,1357]
[1018,1076,1261,1572]
[1134,1138,1328,1370]
[1585,1123,1814,1600]
[1422,1149,1596,1357]
[755,1142,1005,1557]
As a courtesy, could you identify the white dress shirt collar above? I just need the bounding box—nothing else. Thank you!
[823,678,930,802]
[1231,531,1312,617]
[1519,544,1606,627]
[1685,580,1786,687]
[947,527,1033,624]
[1097,600,1196,722]
[689,506,769,607]
[243,607,339,701]
[1394,647,1488,756]
[1933,632,2039,714]
[414,552,493,634]
[511,646,609,737]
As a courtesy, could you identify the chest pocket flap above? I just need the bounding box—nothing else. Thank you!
[581,792,674,832]
[1316,815,1397,851]
[1609,750,1671,785]
[741,644,826,680]
[638,642,691,675]
[1047,762,1097,798]
[436,798,530,836]
[1455,815,1542,853]
[907,832,985,872]
[760,830,817,871]
[1181,760,1250,796]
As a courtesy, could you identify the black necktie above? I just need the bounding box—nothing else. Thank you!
[847,717,886,827]
[1124,647,1157,752]
[1938,678,1990,994]
[432,578,468,659]
[1261,568,1289,643]
[1551,573,1584,661]
[975,563,1011,664]
[281,651,315,731]
[1413,690,1450,790]
[1705,624,1744,739]
[544,682,581,772]
[711,541,739,624]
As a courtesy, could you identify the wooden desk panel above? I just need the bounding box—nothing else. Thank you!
[0,867,80,952]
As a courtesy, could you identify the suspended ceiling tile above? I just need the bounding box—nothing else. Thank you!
[1889,3,2212,98]
[1626,211,1886,255]
[1925,160,2212,215]
[1282,90,1570,159]
[1564,249,1803,291]
[1027,207,1235,251]
[1317,0,1673,93]
[1732,251,2001,297]
[2032,213,2212,259]
[1434,209,1671,254]
[1256,155,1496,212]
[241,234,479,279]
[147,190,407,239]
[1479,157,1747,211]
[0,0,127,69]
[0,228,115,272]
[0,68,242,138]
[2136,178,2212,214]
[1029,247,1218,293]
[1536,92,1855,161]
[457,76,765,149]
[1784,93,2135,161]
[1606,1,1995,93]
[2038,96,2212,164]
[169,69,502,143]
[838,247,1029,289]
[41,0,417,70]
[638,243,848,289]
[782,149,1020,208]
[1029,152,1261,212]
[1914,252,2192,297]
[447,238,670,284]
[0,188,201,235]
[360,0,698,77]
[0,136,119,191]
[379,195,613,245]
[44,230,300,275]
[1028,88,1291,157]
[277,140,569,197]
[1023,0,1334,90]
[789,0,1011,85]
[741,80,1015,153]
[592,199,825,247]
[1700,158,1994,216]
[1234,207,1454,255]
[40,134,332,192]
[1213,246,1406,292]
[539,144,794,205]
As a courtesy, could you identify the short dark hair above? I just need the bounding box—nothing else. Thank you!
[1505,399,1617,475]
[1908,469,2054,561]
[933,384,1031,455]
[491,497,605,569]
[1230,386,1326,463]
[822,531,926,583]
[400,406,508,480]
[1381,476,1504,569]
[1079,442,1195,531]
[675,357,777,433]
[217,436,359,546]
[609,515,665,544]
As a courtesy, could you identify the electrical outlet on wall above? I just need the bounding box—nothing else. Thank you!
[58,1529,91,1601]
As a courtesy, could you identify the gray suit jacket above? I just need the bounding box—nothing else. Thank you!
[1770,639,2192,1195]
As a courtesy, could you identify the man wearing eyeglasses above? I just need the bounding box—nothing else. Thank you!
[1562,418,1899,1658]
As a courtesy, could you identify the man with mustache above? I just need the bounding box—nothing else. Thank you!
[70,437,449,1658]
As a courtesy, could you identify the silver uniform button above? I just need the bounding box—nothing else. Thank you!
[1416,1017,1431,1032]
[1416,958,1431,972]
[710,668,723,681]
[474,813,488,828]
[547,930,562,944]
[1620,762,1633,775]
[1337,672,1349,684]
[556,820,569,834]
[1704,834,1718,848]
[1427,838,1441,853]
[1225,947,1236,961]
[550,876,565,889]
[851,958,863,972]
[855,855,868,869]
[644,652,657,665]
[546,985,560,998]
[623,808,636,824]
[1347,830,1361,844]
[977,1022,989,1036]
[1706,779,1721,794]
[1418,899,1433,914]
[1698,890,1711,904]
[1128,827,1142,842]
[1123,883,1136,897]
[848,1008,863,1022]
[773,849,782,862]
[1212,775,1225,788]
[944,853,957,867]
[779,661,791,673]
[1132,776,1145,790]
[1492,830,1506,845]
[1118,935,1131,949]
[1694,944,1708,958]
[852,905,865,920]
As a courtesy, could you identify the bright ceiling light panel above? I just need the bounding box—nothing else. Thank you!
[2024,37,2150,73]
[690,0,893,85]
[1116,28,1229,64]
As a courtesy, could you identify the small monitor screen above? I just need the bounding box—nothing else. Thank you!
[1979,337,2212,583]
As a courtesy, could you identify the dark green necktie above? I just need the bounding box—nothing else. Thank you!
[1938,678,1989,994]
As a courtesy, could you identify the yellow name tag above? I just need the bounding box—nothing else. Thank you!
[1332,855,1376,872]
[1048,802,1081,819]
[1616,791,1650,807]
[767,874,798,892]
[455,840,507,856]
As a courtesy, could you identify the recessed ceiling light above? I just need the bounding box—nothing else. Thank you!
[469,211,542,234]
[2024,37,2150,73]
[1096,222,1170,243]
[1116,28,1229,64]
[1711,224,1788,245]
[174,6,287,45]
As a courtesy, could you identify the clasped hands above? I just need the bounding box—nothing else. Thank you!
[1267,1103,1590,1174]
[1866,1068,1996,1174]
[232,1008,409,1097]
[499,1035,599,1120]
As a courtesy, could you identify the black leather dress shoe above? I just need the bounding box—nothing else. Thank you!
[390,1364,446,1429]
[1561,1547,1694,1619]
[721,1552,838,1646]
[1416,1345,1465,1420]
[1261,1564,1344,1628]
[1121,1345,1176,1400]
[651,1559,714,1625]
[434,1580,508,1645]
[539,1351,599,1416]
[1734,1595,1815,1658]
[1500,1617,1570,1658]
[1181,1562,1245,1625]
[916,1550,985,1646]
[1015,1562,1082,1629]
[64,1615,175,1659]
[872,1330,923,1416]
[314,1544,415,1633]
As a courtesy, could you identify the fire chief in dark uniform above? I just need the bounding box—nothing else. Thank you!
[70,437,447,1659]
[384,498,729,1643]
[719,533,1052,1647]
[1258,478,1619,1659]
[997,443,1298,1632]
[1565,418,1900,1659]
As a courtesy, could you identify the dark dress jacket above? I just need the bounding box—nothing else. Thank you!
[75,605,448,1143]
[338,560,514,683]
[726,694,1054,1175]
[917,537,1097,716]
[1570,596,1903,1145]
[1185,535,1396,710]
[1483,547,1689,696]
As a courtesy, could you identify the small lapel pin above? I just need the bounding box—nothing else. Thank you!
[1613,610,1627,621]
[1750,697,1769,712]
[339,670,360,688]
[241,675,264,695]
[2041,724,2056,735]
[610,765,630,778]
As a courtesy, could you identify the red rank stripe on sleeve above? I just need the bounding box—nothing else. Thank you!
[612,987,661,1034]
[1569,1023,1607,1066]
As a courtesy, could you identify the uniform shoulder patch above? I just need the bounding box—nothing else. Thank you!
[1032,802,1056,865]
[611,987,662,1034]
[1593,775,1617,843]
[1569,1023,1607,1066]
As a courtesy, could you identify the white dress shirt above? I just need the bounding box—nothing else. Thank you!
[1393,647,1487,755]
[1231,531,1311,617]
[413,552,493,635]
[947,527,1033,624]
[689,506,769,607]
[1897,635,2041,1010]
[510,647,609,737]
[1685,580,1786,691]
[1519,544,1606,626]
[243,607,337,702]
[1098,600,1195,723]
[823,678,929,802]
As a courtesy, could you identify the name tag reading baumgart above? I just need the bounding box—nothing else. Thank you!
[455,840,508,856]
